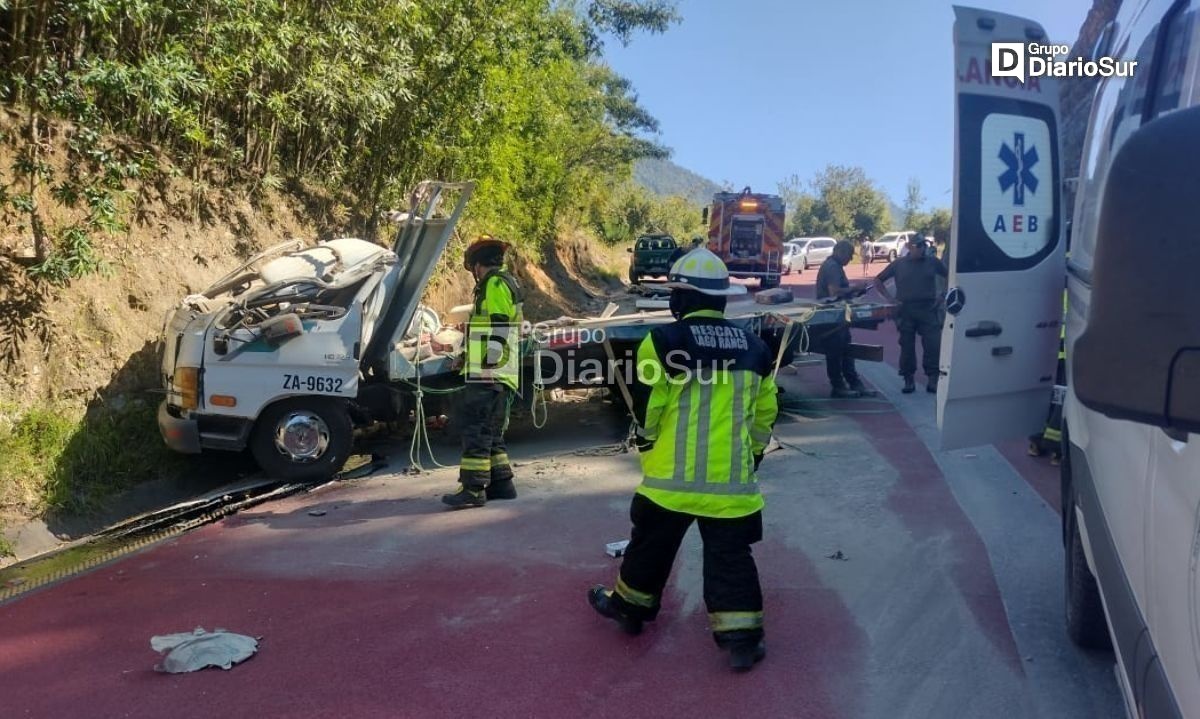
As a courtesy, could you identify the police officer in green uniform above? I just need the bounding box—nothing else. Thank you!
[875,235,948,393]
[588,248,779,672]
[442,236,523,509]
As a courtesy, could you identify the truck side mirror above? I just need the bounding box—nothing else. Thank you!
[1073,105,1200,434]
[701,207,709,225]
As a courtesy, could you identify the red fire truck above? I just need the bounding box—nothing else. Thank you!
[702,187,785,289]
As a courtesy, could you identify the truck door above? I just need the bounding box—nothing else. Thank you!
[937,7,1066,450]
[729,215,764,259]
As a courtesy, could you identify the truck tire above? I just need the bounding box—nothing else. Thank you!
[629,269,640,285]
[251,397,353,482]
[1064,474,1112,650]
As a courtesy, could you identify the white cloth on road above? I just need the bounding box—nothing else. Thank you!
[151,627,258,673]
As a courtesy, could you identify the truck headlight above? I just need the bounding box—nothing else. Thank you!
[175,366,201,410]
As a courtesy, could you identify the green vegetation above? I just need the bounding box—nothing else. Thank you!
[779,165,892,240]
[777,168,949,242]
[0,0,681,264]
[590,181,705,246]
[0,401,181,519]
[899,178,950,244]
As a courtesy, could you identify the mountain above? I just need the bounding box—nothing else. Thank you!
[633,158,723,206]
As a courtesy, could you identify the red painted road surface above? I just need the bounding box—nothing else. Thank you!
[0,262,1110,719]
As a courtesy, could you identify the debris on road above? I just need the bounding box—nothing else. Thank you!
[755,287,794,305]
[605,540,629,558]
[151,627,259,673]
[826,550,848,561]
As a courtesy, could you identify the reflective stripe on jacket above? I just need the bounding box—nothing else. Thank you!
[634,309,779,518]
[465,270,523,390]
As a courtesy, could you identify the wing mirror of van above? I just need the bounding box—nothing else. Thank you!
[1073,105,1200,434]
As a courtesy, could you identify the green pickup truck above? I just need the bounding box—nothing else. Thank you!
[627,234,679,284]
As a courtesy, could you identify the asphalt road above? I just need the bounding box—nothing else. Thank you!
[0,264,1124,719]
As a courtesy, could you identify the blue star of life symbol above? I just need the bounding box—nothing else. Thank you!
[998,132,1039,206]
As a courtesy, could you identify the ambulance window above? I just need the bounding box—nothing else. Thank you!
[1148,2,1197,118]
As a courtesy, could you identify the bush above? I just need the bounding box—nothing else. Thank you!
[0,400,180,517]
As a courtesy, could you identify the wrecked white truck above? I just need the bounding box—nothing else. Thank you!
[158,181,473,480]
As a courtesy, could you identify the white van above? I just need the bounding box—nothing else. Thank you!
[940,7,1200,717]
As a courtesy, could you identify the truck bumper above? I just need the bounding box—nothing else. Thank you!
[158,401,202,454]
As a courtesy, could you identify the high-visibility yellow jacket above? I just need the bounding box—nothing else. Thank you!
[633,309,779,518]
[464,270,522,391]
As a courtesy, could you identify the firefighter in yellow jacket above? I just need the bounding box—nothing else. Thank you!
[588,248,779,671]
[442,236,523,509]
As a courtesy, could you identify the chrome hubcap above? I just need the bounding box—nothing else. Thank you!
[274,411,330,463]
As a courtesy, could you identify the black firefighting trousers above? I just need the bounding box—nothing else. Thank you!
[610,494,764,643]
[458,382,513,491]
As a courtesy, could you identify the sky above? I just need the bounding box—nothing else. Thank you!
[603,0,1090,209]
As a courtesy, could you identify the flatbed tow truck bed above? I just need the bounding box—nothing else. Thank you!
[528,297,894,390]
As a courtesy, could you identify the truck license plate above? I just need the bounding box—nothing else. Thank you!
[283,374,345,393]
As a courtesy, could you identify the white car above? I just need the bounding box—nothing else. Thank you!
[786,237,837,271]
[781,240,801,274]
[941,7,1198,718]
[869,231,921,262]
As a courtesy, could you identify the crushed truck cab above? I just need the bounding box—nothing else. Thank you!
[158,181,473,480]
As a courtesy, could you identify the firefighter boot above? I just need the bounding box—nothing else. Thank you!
[902,376,916,394]
[587,585,643,636]
[729,639,767,672]
[716,630,767,672]
[926,375,939,394]
[441,487,486,510]
[486,479,517,500]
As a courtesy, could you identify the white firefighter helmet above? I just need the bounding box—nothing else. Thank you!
[662,248,747,296]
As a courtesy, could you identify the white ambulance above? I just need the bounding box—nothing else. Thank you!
[941,6,1200,717]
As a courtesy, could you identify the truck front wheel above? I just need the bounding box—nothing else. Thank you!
[251,397,353,482]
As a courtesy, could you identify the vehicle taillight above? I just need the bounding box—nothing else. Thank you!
[175,366,200,410]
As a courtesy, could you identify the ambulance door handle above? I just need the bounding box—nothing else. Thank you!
[965,321,1002,338]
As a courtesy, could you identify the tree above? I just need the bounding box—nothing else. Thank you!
[780,165,891,240]
[911,207,951,245]
[902,178,925,229]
